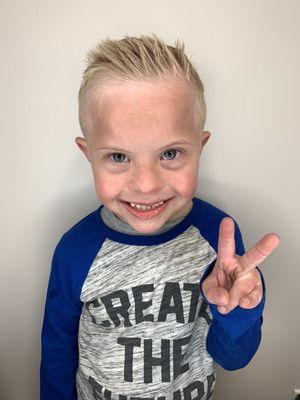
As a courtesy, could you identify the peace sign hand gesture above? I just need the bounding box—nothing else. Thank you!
[202,217,280,314]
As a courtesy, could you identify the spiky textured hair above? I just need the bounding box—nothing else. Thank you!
[78,34,206,136]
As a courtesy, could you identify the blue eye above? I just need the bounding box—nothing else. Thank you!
[162,149,181,160]
[108,153,128,163]
[107,149,182,163]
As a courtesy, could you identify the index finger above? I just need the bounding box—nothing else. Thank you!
[217,217,236,259]
[239,233,280,274]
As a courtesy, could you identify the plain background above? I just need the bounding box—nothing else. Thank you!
[1,0,299,399]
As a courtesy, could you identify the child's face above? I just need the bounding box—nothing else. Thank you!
[76,77,210,234]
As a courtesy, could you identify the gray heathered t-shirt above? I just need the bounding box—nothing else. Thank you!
[76,204,217,399]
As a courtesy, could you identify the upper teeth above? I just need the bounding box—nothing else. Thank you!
[130,201,164,210]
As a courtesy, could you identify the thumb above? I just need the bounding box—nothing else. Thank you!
[202,277,230,307]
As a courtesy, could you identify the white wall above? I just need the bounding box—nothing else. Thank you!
[1,0,299,399]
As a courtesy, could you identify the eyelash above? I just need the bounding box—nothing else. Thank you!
[106,149,183,163]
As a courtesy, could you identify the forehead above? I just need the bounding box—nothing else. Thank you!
[86,77,199,143]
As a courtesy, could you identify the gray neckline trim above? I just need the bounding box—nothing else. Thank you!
[100,206,185,236]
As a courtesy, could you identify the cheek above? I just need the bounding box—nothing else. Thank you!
[168,163,199,197]
[174,174,198,197]
[92,169,125,202]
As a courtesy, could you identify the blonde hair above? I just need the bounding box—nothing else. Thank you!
[78,34,206,137]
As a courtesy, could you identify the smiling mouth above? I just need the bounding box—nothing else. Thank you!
[122,197,172,207]
[126,200,165,210]
[121,198,173,219]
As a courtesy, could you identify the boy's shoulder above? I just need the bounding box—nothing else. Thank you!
[192,197,244,254]
[192,197,232,225]
[54,207,105,260]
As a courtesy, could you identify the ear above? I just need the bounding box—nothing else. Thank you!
[199,131,211,152]
[75,136,91,163]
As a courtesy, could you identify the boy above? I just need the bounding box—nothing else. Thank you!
[40,34,280,400]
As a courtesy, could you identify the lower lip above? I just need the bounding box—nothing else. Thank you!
[122,198,172,220]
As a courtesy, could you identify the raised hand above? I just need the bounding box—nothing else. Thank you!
[202,217,280,314]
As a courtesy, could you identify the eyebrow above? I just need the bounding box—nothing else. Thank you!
[96,140,193,153]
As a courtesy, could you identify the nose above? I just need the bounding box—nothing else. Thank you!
[128,162,164,194]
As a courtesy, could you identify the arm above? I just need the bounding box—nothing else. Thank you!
[40,241,83,400]
[200,217,279,371]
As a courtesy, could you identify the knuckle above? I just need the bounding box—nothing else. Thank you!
[255,243,267,257]
[245,252,257,265]
[255,289,263,304]
[234,266,244,278]
[247,289,263,307]
[242,282,253,294]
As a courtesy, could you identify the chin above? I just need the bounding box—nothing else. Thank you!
[134,226,162,234]
[130,219,166,234]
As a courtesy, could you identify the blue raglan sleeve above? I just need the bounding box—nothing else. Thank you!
[199,221,266,371]
[40,239,83,400]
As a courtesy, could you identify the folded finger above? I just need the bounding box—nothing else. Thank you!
[239,285,263,309]
[202,277,229,307]
[220,273,259,313]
